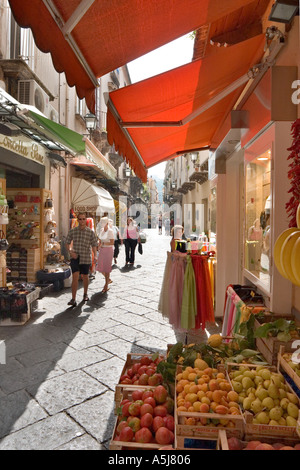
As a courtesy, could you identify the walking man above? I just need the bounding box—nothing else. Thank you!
[66,212,98,306]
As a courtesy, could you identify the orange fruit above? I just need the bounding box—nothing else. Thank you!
[199,403,209,413]
[228,401,239,409]
[197,390,205,400]
[176,373,183,381]
[202,375,210,383]
[208,379,219,391]
[197,378,205,385]
[227,391,239,402]
[203,368,213,376]
[217,372,225,379]
[182,370,189,380]
[192,401,202,412]
[212,390,223,403]
[189,384,199,394]
[215,405,229,415]
[201,396,210,405]
[185,393,198,404]
[186,417,196,426]
[206,390,213,400]
[177,406,187,412]
[210,401,218,412]
[184,401,192,409]
[188,372,197,382]
[184,384,191,394]
[219,381,232,392]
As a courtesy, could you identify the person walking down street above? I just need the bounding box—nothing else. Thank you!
[158,213,162,235]
[123,217,140,266]
[96,217,115,293]
[66,212,98,307]
[112,222,122,265]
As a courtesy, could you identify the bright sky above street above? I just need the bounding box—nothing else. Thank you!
[127,33,194,180]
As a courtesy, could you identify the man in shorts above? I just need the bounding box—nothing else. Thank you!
[66,212,98,307]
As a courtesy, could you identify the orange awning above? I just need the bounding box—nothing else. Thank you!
[106,34,266,182]
[8,0,261,112]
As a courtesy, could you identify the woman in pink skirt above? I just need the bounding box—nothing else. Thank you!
[96,217,115,293]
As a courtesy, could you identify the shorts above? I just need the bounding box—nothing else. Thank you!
[70,257,90,275]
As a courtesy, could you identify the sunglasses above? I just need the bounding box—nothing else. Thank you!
[78,218,86,221]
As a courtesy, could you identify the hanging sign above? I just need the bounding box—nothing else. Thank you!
[0,135,46,165]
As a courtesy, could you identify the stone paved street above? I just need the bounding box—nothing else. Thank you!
[0,228,221,450]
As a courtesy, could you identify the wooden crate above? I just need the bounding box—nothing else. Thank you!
[176,429,227,450]
[254,315,299,365]
[220,431,300,450]
[109,416,167,450]
[277,345,300,392]
[226,363,300,439]
[175,365,244,439]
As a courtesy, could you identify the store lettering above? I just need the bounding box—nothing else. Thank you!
[0,137,44,164]
[291,80,300,105]
[30,143,44,164]
[0,136,28,157]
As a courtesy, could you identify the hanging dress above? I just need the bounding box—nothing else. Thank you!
[158,251,172,319]
[180,255,197,330]
[191,255,215,330]
[168,252,186,329]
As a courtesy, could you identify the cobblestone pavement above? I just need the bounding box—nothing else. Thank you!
[0,229,221,450]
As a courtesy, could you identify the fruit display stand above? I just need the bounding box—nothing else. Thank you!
[175,365,244,440]
[277,345,300,393]
[226,363,300,440]
[0,284,40,326]
[254,314,300,365]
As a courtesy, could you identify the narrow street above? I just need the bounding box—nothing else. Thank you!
[0,228,221,450]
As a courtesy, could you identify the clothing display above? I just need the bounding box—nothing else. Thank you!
[159,251,215,331]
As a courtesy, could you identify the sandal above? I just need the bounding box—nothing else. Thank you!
[83,294,89,302]
[101,287,109,294]
[67,298,77,307]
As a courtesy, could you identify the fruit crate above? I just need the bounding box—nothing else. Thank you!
[109,416,166,450]
[175,429,228,450]
[226,363,300,440]
[254,314,299,365]
[118,352,165,385]
[175,365,244,440]
[277,345,300,392]
[115,384,157,411]
[220,432,300,450]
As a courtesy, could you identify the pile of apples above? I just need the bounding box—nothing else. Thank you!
[229,365,300,426]
[119,355,164,386]
[114,385,175,446]
[175,365,241,428]
[228,436,300,450]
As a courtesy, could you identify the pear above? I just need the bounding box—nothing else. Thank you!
[274,399,280,406]
[247,387,256,397]
[271,375,283,388]
[268,384,279,399]
[232,381,243,393]
[243,397,252,410]
[242,376,254,390]
[251,398,263,414]
[278,388,287,399]
[286,416,297,427]
[278,416,286,426]
[254,376,263,386]
[232,370,244,378]
[256,411,270,424]
[269,419,279,426]
[263,380,271,389]
[269,406,283,421]
[234,374,244,383]
[280,398,290,410]
[255,387,269,401]
[262,397,275,410]
[287,402,299,419]
[287,392,298,405]
[243,370,256,380]
[247,392,256,402]
[259,368,271,380]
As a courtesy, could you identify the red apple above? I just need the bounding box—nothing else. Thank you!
[127,368,134,378]
[154,405,167,417]
[148,374,160,386]
[121,402,131,417]
[154,385,168,404]
[152,416,165,433]
[140,403,154,416]
[128,402,141,416]
[155,427,173,445]
[144,397,156,408]
[142,391,154,400]
[138,373,149,385]
[162,397,174,414]
[132,390,143,402]
[127,416,141,433]
[145,368,156,377]
[138,365,148,375]
[141,356,152,366]
[117,420,128,434]
[132,363,142,374]
[119,426,134,442]
[120,378,132,385]
[164,415,174,431]
[120,399,130,406]
[135,427,153,443]
[140,412,153,428]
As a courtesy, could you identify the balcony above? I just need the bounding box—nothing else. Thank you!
[189,160,209,185]
[177,181,196,194]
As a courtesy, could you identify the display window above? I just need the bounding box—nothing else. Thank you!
[244,145,272,292]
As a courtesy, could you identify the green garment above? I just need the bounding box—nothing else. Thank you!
[233,300,244,334]
[181,255,197,330]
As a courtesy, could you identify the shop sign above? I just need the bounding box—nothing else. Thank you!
[74,205,98,212]
[0,135,46,165]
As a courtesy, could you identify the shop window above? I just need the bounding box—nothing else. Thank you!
[244,149,271,291]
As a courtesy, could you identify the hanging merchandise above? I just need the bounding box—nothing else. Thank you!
[45,196,53,208]
[0,230,9,251]
[158,252,215,331]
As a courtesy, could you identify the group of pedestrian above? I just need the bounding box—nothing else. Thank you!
[65,212,140,307]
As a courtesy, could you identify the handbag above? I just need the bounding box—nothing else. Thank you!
[138,242,143,255]
[30,195,41,203]
[45,197,53,208]
[139,231,147,244]
[15,192,27,203]
[0,230,9,250]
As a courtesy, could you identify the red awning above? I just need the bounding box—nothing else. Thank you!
[8,0,261,112]
[106,35,266,182]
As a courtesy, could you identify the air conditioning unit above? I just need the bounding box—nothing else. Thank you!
[18,80,50,115]
[46,104,59,123]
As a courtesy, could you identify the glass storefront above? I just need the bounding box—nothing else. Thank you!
[244,148,271,291]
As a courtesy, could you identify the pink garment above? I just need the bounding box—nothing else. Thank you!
[168,252,186,329]
[96,246,114,273]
